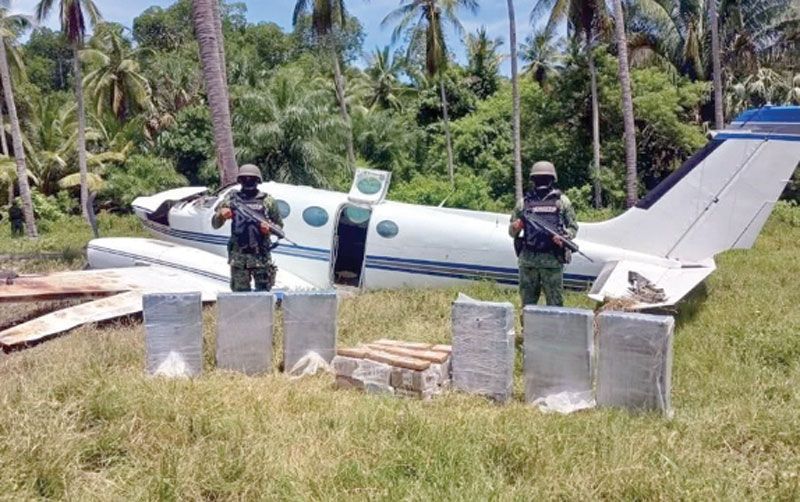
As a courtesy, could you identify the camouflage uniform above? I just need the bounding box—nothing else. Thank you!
[212,190,283,292]
[9,203,23,237]
[509,192,578,307]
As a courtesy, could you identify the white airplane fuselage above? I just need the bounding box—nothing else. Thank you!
[127,106,800,306]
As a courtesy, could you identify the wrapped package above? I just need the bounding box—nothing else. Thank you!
[451,293,515,403]
[216,292,275,375]
[282,291,338,371]
[143,292,203,378]
[596,311,674,416]
[523,306,595,412]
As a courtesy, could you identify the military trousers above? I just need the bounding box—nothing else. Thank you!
[10,220,23,236]
[230,263,277,292]
[518,262,564,307]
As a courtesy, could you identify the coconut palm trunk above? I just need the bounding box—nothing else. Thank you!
[507,0,523,203]
[611,0,638,207]
[0,37,37,237]
[72,43,90,220]
[1,109,10,203]
[439,78,455,187]
[588,48,602,208]
[709,0,724,129]
[192,0,238,186]
[331,49,355,170]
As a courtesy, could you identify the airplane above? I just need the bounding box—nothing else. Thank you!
[2,106,799,347]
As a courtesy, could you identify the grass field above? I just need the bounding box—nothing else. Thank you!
[1,206,799,499]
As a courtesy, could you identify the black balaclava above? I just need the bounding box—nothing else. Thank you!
[531,175,554,197]
[240,177,259,197]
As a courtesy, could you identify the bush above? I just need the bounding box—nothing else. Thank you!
[390,172,508,212]
[103,155,188,210]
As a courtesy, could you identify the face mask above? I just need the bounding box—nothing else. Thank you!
[241,177,259,191]
[531,176,553,192]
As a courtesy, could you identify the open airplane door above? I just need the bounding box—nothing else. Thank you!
[330,169,392,288]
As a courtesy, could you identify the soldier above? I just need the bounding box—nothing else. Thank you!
[8,200,23,237]
[509,161,578,307]
[212,164,284,292]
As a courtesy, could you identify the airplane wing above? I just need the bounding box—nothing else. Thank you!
[587,259,716,309]
[0,243,316,347]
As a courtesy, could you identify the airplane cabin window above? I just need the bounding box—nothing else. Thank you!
[302,206,329,227]
[376,220,399,238]
[344,206,370,225]
[276,199,291,219]
[356,176,382,195]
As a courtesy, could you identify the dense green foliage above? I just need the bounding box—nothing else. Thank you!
[2,0,799,220]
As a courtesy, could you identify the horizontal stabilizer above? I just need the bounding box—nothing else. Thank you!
[588,260,715,308]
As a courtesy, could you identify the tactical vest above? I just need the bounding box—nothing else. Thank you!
[522,190,563,253]
[231,191,268,254]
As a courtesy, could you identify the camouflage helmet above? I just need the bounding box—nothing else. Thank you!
[529,161,557,182]
[237,164,263,182]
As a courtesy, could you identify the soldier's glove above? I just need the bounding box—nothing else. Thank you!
[259,222,271,235]
[220,208,233,220]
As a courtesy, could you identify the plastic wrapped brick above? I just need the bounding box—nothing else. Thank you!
[143,292,203,378]
[523,306,594,410]
[596,311,674,416]
[451,293,515,402]
[216,292,275,375]
[282,291,338,371]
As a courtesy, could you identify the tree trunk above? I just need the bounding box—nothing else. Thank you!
[331,49,355,171]
[192,0,238,186]
[0,38,37,237]
[588,47,602,208]
[611,0,638,208]
[73,44,90,221]
[507,0,523,204]
[439,78,455,187]
[210,0,231,177]
[0,107,8,155]
[709,0,724,130]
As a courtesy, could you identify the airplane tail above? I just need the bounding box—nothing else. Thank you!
[580,106,800,262]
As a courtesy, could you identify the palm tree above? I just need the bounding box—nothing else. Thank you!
[293,0,356,171]
[465,27,503,99]
[521,27,565,86]
[709,0,723,129]
[610,0,638,207]
[364,46,410,111]
[0,3,36,236]
[233,69,345,186]
[507,0,523,203]
[34,0,100,222]
[532,0,607,207]
[81,23,153,122]
[383,0,479,187]
[191,0,238,186]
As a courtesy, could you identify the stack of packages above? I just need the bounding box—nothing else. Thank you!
[332,339,452,399]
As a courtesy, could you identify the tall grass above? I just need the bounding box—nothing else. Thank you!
[1,209,799,499]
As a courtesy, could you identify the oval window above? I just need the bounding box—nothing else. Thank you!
[344,206,371,224]
[376,220,399,238]
[302,206,329,227]
[276,199,291,219]
[356,176,382,195]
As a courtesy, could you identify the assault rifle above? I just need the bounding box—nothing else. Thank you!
[520,209,594,263]
[229,199,298,247]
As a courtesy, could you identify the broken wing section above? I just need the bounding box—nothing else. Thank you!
[588,259,716,309]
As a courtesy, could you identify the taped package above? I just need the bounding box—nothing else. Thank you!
[523,306,595,413]
[143,292,203,378]
[451,293,515,403]
[282,291,338,371]
[216,292,275,375]
[596,311,674,416]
